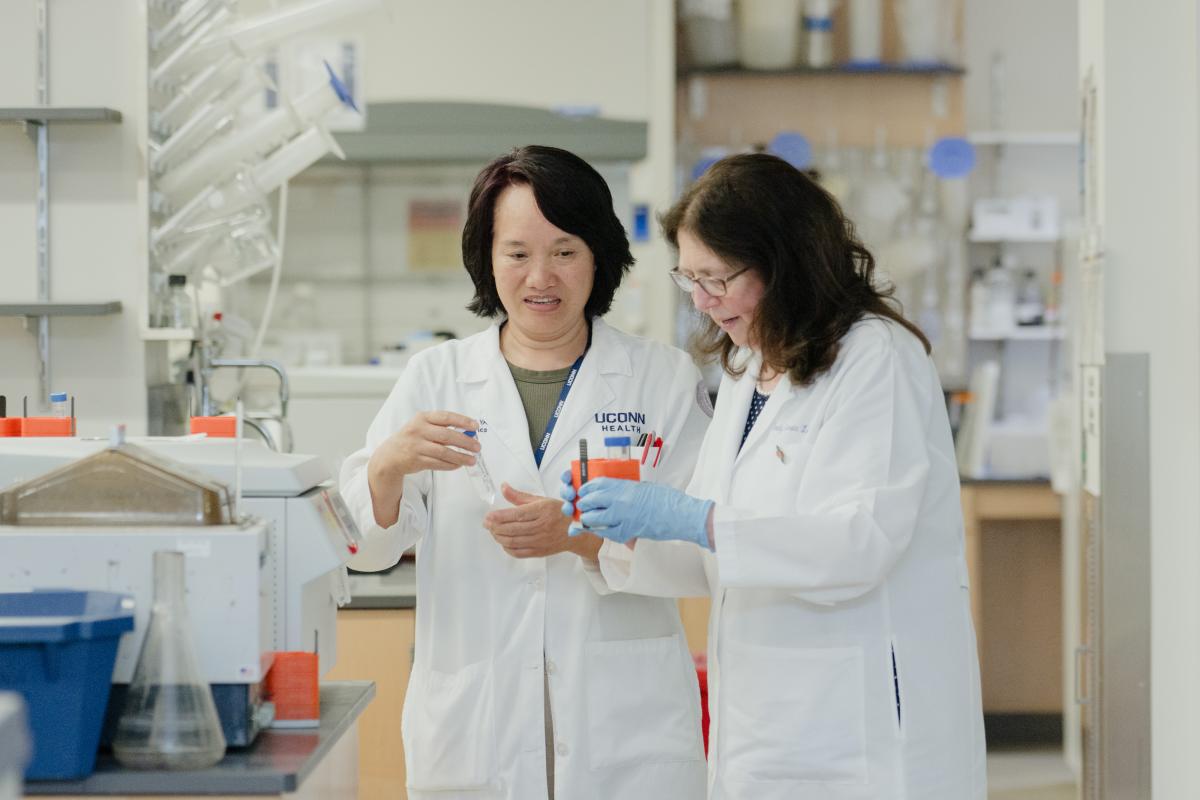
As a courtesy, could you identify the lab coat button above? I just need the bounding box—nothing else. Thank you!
[546,660,557,675]
[531,577,544,590]
[556,742,569,757]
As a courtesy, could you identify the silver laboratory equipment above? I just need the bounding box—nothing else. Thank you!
[113,551,227,770]
[0,440,273,746]
[0,435,360,687]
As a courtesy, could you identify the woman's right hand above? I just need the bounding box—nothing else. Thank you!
[367,411,480,527]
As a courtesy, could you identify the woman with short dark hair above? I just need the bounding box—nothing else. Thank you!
[564,153,987,799]
[341,145,710,800]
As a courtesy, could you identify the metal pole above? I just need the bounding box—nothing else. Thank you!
[35,0,51,408]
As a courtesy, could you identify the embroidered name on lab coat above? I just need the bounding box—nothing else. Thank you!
[594,411,646,432]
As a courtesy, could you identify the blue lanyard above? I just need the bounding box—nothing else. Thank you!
[533,326,592,468]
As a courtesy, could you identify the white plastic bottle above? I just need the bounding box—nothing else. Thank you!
[802,0,836,68]
[461,430,496,504]
[847,0,883,65]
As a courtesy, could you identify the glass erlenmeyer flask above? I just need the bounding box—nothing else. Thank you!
[113,551,227,770]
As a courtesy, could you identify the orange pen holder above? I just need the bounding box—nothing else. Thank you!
[264,651,320,727]
[190,416,238,438]
[570,458,640,521]
[0,418,22,437]
[19,417,74,437]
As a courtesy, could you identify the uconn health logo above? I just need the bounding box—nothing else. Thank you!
[595,411,645,433]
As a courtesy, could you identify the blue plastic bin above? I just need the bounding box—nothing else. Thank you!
[0,590,135,780]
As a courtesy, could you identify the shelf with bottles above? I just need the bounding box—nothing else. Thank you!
[679,63,964,79]
[966,131,1077,147]
[968,326,1065,342]
[140,326,197,342]
[967,232,1060,244]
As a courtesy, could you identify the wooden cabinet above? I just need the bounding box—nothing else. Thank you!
[325,608,415,800]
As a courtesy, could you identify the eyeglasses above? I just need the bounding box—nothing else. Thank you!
[668,266,751,297]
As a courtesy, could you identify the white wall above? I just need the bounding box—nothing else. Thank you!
[1080,0,1200,795]
[0,1,148,434]
[243,0,679,349]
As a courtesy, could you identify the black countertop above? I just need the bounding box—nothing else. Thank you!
[26,682,375,796]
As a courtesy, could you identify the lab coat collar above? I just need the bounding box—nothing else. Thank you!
[457,317,632,384]
[457,317,632,485]
[734,355,794,467]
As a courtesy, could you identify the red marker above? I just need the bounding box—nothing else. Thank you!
[652,436,664,468]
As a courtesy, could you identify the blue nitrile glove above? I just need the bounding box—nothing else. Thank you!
[559,469,579,518]
[569,477,714,549]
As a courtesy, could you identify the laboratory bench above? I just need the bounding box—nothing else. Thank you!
[26,682,375,799]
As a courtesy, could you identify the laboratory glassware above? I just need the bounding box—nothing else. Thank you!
[174,0,380,78]
[460,430,496,504]
[152,125,344,248]
[113,551,227,770]
[158,64,355,200]
[165,274,198,329]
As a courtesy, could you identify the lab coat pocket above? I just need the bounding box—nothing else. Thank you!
[402,659,497,791]
[585,634,703,770]
[722,641,868,785]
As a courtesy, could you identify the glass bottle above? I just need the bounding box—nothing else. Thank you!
[113,550,226,770]
[165,274,197,330]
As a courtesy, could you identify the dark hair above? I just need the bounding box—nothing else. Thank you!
[660,153,931,387]
[461,145,634,319]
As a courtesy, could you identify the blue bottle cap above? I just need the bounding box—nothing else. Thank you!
[50,392,67,403]
[768,131,813,170]
[604,436,631,447]
[928,137,976,178]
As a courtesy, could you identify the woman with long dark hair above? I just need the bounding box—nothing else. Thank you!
[563,153,986,799]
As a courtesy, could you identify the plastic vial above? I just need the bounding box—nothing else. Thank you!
[165,274,197,330]
[113,550,227,770]
[604,436,631,461]
[803,0,836,68]
[49,392,69,418]
[461,430,496,504]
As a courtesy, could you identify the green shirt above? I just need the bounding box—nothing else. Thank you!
[506,362,573,454]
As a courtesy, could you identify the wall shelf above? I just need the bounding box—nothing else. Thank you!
[328,101,648,164]
[0,107,122,124]
[680,63,965,79]
[0,301,122,317]
[968,130,1077,146]
[139,326,195,341]
[968,232,1060,244]
[969,327,1065,342]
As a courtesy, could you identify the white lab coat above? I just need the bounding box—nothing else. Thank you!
[340,318,711,800]
[598,316,987,800]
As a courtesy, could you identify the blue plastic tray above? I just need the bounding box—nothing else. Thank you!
[0,590,135,780]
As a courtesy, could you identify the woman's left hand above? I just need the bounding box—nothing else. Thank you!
[485,484,601,560]
[570,478,715,549]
